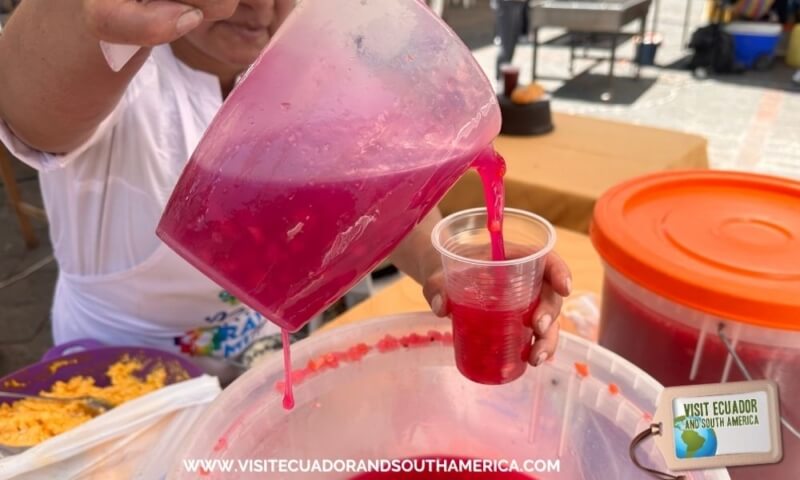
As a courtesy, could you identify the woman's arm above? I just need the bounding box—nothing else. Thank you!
[0,0,235,153]
[386,209,444,287]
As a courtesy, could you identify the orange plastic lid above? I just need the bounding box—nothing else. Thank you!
[591,170,800,331]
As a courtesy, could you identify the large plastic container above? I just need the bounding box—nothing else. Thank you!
[591,171,800,480]
[724,22,782,69]
[157,0,501,333]
[168,313,728,480]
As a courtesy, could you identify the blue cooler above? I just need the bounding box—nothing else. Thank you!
[725,22,783,69]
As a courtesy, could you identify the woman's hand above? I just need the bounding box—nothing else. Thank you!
[1,0,237,153]
[83,0,240,45]
[389,208,572,366]
[422,252,572,367]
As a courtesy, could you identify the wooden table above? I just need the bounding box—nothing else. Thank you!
[323,227,603,332]
[439,112,708,233]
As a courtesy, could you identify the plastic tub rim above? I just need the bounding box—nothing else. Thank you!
[725,22,783,36]
[169,313,730,480]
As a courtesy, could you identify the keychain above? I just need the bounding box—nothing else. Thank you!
[629,322,795,478]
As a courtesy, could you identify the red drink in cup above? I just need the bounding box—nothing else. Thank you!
[449,266,540,384]
[432,209,556,385]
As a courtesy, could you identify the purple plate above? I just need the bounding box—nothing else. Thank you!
[0,339,203,404]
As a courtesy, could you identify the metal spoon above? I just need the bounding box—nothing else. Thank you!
[0,391,114,415]
[0,443,28,457]
[0,391,115,457]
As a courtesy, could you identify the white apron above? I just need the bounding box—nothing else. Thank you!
[0,46,280,375]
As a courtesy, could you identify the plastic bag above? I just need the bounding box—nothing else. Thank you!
[0,375,221,480]
[560,291,600,342]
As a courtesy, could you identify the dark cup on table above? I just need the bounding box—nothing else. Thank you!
[500,63,519,98]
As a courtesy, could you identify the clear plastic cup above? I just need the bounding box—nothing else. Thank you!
[432,208,556,385]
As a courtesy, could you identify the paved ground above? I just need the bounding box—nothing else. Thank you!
[453,0,800,177]
[1,1,798,376]
[0,160,55,376]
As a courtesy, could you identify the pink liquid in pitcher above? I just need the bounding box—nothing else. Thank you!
[160,137,509,406]
[160,146,474,334]
[160,136,495,409]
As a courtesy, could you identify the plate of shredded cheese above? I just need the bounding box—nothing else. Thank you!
[0,341,202,449]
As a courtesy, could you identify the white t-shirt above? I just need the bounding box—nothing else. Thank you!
[0,45,279,366]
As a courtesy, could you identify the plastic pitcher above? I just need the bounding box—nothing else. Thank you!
[157,0,501,333]
[167,313,730,480]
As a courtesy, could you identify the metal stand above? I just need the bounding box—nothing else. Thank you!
[682,0,695,46]
[636,15,646,78]
[532,27,539,81]
[529,8,649,101]
[608,35,618,95]
[569,32,576,75]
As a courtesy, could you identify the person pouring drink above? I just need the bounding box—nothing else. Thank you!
[0,0,570,381]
